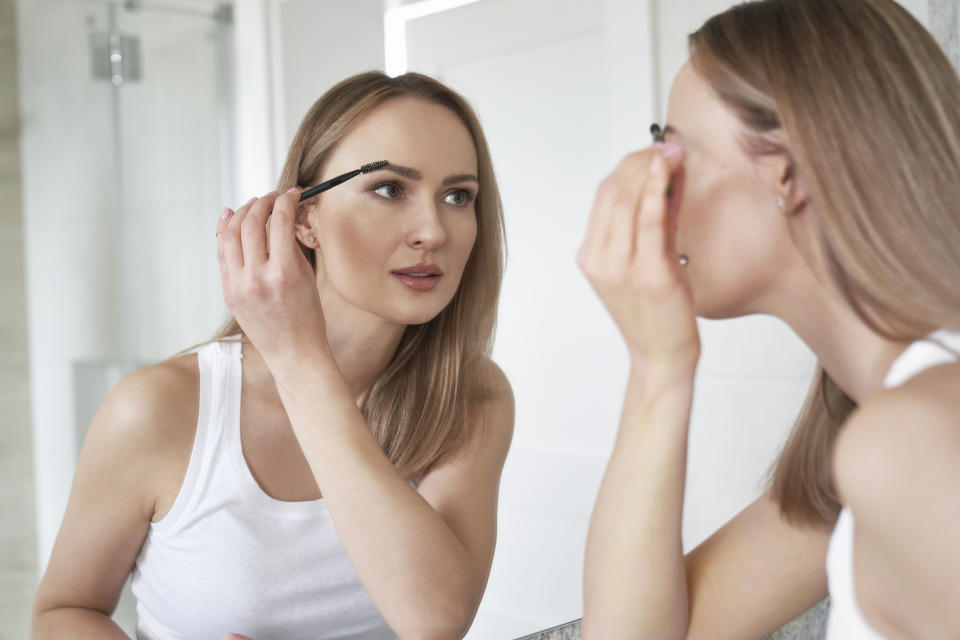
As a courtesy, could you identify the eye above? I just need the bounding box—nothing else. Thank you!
[444,188,477,207]
[372,182,403,200]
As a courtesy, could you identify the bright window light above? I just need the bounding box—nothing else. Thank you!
[384,0,482,77]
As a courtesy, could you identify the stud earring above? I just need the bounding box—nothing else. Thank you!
[307,235,315,245]
[678,254,690,267]
[776,195,787,209]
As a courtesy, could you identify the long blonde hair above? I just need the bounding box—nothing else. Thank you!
[690,0,960,526]
[215,72,506,478]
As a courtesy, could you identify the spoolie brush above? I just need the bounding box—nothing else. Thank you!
[298,160,390,202]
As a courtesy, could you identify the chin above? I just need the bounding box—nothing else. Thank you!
[381,302,449,327]
[691,286,754,321]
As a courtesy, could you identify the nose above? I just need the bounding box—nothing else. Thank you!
[405,201,446,250]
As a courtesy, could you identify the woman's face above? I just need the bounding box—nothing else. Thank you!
[665,62,800,319]
[300,97,479,326]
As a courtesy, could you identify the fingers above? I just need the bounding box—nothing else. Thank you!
[579,143,684,276]
[579,153,648,272]
[606,153,653,262]
[241,192,279,266]
[217,205,235,291]
[218,196,253,280]
[634,155,675,278]
[268,188,300,262]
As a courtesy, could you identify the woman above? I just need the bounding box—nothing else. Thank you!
[32,72,514,640]
[579,1,960,639]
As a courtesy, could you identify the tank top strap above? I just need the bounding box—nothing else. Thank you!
[151,339,243,534]
[202,338,243,444]
[884,329,960,389]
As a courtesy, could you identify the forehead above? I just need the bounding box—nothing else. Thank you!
[666,62,744,145]
[327,97,478,176]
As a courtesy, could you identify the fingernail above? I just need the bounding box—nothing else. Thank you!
[220,207,231,220]
[286,187,298,194]
[245,196,257,206]
[267,190,278,197]
[661,141,683,159]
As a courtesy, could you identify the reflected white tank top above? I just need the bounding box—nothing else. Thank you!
[825,329,960,639]
[130,340,396,640]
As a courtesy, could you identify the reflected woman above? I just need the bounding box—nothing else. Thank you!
[32,72,513,640]
[579,1,960,638]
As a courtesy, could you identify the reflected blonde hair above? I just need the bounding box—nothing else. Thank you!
[215,72,505,478]
[690,0,960,526]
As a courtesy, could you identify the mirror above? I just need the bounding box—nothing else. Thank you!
[5,0,938,638]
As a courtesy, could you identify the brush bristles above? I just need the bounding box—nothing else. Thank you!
[360,160,389,173]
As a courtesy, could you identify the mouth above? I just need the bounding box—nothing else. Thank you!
[391,263,443,291]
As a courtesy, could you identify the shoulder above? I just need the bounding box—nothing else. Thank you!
[96,353,200,443]
[833,362,960,635]
[459,357,515,459]
[82,354,200,508]
[470,357,514,407]
[834,361,960,505]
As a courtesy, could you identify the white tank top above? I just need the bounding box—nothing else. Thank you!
[825,329,960,639]
[130,340,396,640]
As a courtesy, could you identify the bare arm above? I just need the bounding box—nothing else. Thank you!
[276,355,513,640]
[584,371,831,640]
[32,359,196,639]
[216,191,515,640]
[579,145,830,639]
[584,369,695,638]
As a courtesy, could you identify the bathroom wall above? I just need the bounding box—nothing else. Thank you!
[930,0,960,67]
[18,0,229,573]
[1,0,37,637]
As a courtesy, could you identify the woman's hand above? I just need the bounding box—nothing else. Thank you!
[216,189,330,371]
[577,142,700,378]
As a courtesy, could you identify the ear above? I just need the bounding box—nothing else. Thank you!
[293,204,318,248]
[778,154,809,216]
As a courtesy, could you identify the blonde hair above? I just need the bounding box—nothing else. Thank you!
[215,72,506,478]
[689,0,960,526]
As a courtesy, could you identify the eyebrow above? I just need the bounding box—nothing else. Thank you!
[382,163,479,187]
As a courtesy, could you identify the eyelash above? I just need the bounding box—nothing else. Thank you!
[369,180,478,206]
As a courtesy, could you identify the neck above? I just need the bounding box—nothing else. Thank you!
[766,276,910,403]
[321,298,407,403]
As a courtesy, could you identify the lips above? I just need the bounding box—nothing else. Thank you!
[391,263,443,291]
[392,263,443,276]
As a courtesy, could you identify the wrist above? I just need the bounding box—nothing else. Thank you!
[628,359,697,394]
[269,343,340,390]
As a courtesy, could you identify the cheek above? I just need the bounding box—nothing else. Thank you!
[451,213,478,266]
[677,165,779,313]
[678,160,757,254]
[320,214,399,276]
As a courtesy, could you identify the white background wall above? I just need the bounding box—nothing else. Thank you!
[13,0,931,638]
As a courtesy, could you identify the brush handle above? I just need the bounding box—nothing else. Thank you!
[298,168,362,202]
